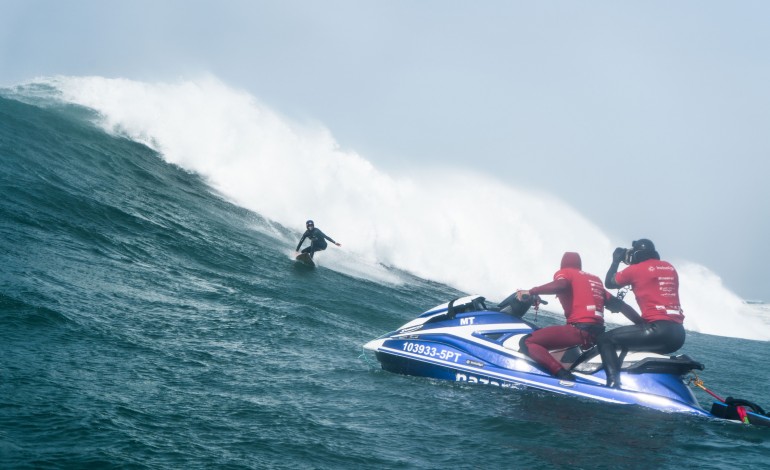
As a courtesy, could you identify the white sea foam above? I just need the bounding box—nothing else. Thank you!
[30,75,769,341]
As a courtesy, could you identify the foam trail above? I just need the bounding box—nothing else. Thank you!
[23,75,768,341]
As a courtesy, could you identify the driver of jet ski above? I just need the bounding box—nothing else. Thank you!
[515,252,641,382]
[598,239,686,389]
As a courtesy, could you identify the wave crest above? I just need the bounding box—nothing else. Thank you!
[21,75,765,341]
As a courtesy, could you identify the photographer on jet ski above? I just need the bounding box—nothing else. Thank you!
[598,239,685,389]
[515,252,641,382]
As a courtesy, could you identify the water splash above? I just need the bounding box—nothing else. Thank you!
[18,75,767,341]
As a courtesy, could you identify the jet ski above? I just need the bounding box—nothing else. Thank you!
[363,294,769,424]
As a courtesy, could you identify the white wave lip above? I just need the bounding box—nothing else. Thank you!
[29,75,768,342]
[676,262,769,340]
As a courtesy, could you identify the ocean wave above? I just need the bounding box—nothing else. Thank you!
[10,75,766,341]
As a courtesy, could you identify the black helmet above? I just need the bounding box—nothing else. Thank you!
[633,239,655,251]
[306,220,314,227]
[627,238,660,264]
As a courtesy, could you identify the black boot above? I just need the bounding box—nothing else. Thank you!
[597,341,621,389]
[555,368,576,382]
[605,364,621,389]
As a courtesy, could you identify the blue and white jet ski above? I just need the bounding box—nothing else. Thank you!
[363,294,770,424]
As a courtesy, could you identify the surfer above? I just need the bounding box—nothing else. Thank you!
[515,252,641,382]
[295,220,341,259]
[598,239,685,389]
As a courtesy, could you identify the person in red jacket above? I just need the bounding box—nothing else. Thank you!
[515,252,641,381]
[599,239,685,388]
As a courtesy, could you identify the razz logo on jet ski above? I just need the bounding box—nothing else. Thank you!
[455,373,514,388]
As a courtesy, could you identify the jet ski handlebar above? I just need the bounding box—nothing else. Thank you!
[496,291,547,318]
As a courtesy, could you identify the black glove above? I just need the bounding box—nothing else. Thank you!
[612,247,627,263]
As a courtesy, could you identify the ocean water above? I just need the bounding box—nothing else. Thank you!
[1,80,769,469]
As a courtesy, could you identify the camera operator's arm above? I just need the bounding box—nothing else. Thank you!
[605,247,626,289]
[605,295,643,325]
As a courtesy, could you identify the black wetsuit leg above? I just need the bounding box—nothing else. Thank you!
[307,240,327,258]
[601,321,685,353]
[597,321,686,388]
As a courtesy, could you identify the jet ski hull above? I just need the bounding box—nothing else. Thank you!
[364,295,713,418]
[369,337,709,416]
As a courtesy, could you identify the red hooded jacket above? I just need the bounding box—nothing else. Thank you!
[529,252,608,325]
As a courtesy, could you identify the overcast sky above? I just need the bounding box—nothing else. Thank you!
[2,1,769,300]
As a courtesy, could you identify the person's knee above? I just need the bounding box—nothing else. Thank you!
[598,334,612,345]
[519,334,532,355]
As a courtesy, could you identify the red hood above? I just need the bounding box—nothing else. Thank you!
[561,252,582,270]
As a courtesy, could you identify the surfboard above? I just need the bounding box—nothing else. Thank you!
[295,252,315,267]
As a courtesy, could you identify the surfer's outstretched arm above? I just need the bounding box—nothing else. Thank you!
[323,233,341,247]
[296,232,308,252]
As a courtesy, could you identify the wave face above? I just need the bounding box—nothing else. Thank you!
[1,79,769,468]
[6,75,769,342]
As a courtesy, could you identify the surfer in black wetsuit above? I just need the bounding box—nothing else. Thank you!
[295,220,341,258]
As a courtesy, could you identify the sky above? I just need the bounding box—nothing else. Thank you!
[2,1,769,300]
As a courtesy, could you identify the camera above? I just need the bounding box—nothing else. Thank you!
[613,247,633,265]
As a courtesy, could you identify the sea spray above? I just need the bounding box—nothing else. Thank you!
[17,75,767,341]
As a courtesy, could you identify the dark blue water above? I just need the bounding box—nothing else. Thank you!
[1,95,768,469]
